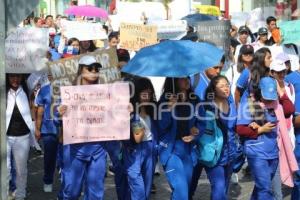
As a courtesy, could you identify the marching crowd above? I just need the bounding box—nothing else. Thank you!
[5,13,300,200]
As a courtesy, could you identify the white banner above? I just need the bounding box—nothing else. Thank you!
[5,27,49,73]
[149,20,187,40]
[61,20,107,41]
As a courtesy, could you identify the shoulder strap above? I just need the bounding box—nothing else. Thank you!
[292,44,299,55]
[192,73,200,91]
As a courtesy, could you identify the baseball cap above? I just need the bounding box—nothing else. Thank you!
[78,55,102,68]
[270,60,286,72]
[238,26,249,34]
[239,44,254,55]
[258,27,268,35]
[259,77,278,101]
[275,52,290,63]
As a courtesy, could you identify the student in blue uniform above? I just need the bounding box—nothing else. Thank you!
[235,47,272,104]
[158,77,205,200]
[189,60,224,199]
[236,77,294,200]
[57,55,107,199]
[285,68,300,200]
[123,77,158,200]
[35,77,59,193]
[203,75,237,200]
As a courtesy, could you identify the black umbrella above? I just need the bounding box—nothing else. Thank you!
[181,13,218,27]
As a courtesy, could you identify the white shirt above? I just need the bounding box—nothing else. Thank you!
[140,115,153,141]
[6,87,34,134]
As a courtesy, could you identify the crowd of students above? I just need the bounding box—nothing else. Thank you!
[5,13,300,200]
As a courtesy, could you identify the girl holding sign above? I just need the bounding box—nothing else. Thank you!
[123,77,158,200]
[57,55,106,199]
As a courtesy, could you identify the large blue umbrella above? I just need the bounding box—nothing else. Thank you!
[121,40,224,78]
[181,13,217,27]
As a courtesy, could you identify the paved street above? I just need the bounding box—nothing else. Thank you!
[25,149,292,200]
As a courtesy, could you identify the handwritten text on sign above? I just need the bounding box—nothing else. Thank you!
[279,20,300,45]
[197,20,230,57]
[48,48,119,101]
[5,27,49,73]
[61,83,130,145]
[120,22,158,51]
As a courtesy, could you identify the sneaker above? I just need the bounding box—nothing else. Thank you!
[43,184,53,192]
[151,183,156,194]
[108,165,115,176]
[8,190,16,200]
[231,173,239,184]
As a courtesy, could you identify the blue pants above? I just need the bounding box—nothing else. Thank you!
[292,140,300,200]
[9,153,16,192]
[205,164,233,200]
[164,140,193,200]
[190,162,204,199]
[104,141,127,200]
[123,141,155,200]
[248,157,278,200]
[62,145,106,200]
[41,134,59,184]
[271,164,282,200]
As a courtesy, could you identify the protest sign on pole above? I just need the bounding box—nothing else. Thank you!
[5,27,49,73]
[48,48,119,103]
[120,22,158,51]
[61,82,130,145]
[278,20,300,45]
[149,20,187,40]
[196,20,230,57]
[61,20,107,41]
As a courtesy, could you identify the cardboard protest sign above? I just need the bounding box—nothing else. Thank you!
[149,20,187,40]
[120,22,158,51]
[5,27,49,73]
[48,48,119,101]
[61,83,130,144]
[61,20,107,41]
[278,20,300,45]
[196,20,230,57]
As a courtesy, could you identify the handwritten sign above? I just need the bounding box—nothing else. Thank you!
[120,22,158,51]
[194,5,221,17]
[61,83,130,144]
[48,48,119,102]
[278,20,300,45]
[61,20,107,41]
[5,27,49,73]
[149,20,187,40]
[196,20,230,57]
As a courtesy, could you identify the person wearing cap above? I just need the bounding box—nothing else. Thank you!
[275,52,292,74]
[285,65,300,200]
[252,27,269,52]
[56,55,107,199]
[270,60,296,200]
[189,56,225,198]
[236,77,294,199]
[234,26,251,63]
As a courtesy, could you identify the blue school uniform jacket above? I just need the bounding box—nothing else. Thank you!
[157,95,205,166]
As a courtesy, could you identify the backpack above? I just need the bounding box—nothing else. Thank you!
[197,110,224,168]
